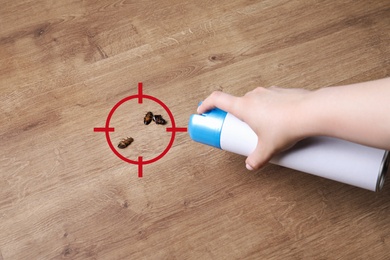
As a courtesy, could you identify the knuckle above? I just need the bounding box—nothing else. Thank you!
[209,90,223,100]
[256,86,267,91]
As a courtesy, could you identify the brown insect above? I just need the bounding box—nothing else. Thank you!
[117,137,134,149]
[153,115,167,125]
[144,111,153,125]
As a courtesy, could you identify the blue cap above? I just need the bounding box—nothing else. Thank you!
[188,106,227,149]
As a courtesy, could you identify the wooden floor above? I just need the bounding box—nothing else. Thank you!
[1,0,390,259]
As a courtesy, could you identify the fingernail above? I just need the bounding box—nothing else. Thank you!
[246,164,254,171]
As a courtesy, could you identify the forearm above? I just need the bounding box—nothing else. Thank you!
[301,77,390,149]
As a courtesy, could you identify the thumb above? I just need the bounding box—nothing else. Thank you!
[245,141,272,170]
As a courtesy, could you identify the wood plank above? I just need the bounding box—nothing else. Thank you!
[1,0,390,259]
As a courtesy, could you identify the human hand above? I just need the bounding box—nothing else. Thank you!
[197,87,310,170]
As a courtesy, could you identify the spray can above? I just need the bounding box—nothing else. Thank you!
[188,107,389,191]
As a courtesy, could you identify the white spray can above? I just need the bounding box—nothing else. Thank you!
[188,107,389,191]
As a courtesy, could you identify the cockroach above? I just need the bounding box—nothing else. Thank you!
[144,111,153,125]
[153,115,167,125]
[117,137,134,149]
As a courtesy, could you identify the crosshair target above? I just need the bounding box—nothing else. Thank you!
[94,82,187,177]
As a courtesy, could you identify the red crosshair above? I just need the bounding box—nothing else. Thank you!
[94,82,187,177]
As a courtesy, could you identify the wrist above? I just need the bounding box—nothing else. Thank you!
[295,88,327,139]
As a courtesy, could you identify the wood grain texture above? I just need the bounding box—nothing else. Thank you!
[1,0,390,259]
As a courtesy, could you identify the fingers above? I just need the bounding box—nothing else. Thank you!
[245,141,271,170]
[197,90,271,171]
[197,91,240,115]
